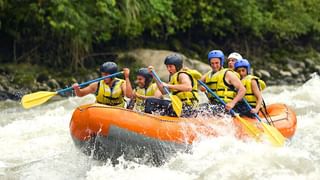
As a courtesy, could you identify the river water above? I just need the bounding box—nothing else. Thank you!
[1,74,320,180]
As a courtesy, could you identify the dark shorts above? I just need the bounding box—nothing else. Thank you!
[144,98,175,116]
[144,98,197,117]
[207,99,255,118]
[233,101,255,118]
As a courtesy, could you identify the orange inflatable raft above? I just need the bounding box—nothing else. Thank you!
[70,103,297,165]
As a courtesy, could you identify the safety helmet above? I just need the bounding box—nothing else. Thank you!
[164,54,183,72]
[234,59,251,74]
[137,68,153,87]
[100,61,118,74]
[227,52,243,61]
[208,50,225,66]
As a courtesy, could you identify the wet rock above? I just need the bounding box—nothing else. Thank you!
[279,70,292,77]
[269,64,279,72]
[301,74,306,81]
[0,81,20,100]
[0,75,10,91]
[268,64,281,76]
[283,76,295,84]
[287,64,299,76]
[305,58,315,68]
[315,65,320,73]
[38,83,51,91]
[185,58,211,73]
[31,83,38,91]
[297,61,306,69]
[47,79,60,89]
[275,79,287,85]
[256,69,271,79]
[6,86,17,94]
[296,74,306,83]
[267,81,277,86]
[32,82,50,91]
[295,67,304,74]
[122,49,211,80]
[0,91,14,100]
[287,58,306,69]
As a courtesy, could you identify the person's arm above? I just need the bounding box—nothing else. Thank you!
[225,71,246,111]
[135,92,157,100]
[126,97,136,110]
[251,80,263,113]
[166,73,192,92]
[199,72,209,92]
[148,66,166,94]
[200,74,206,82]
[122,68,133,98]
[72,82,98,97]
[155,81,166,94]
[135,92,147,100]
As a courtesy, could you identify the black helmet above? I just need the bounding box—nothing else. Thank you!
[137,68,152,87]
[100,61,118,74]
[164,54,183,71]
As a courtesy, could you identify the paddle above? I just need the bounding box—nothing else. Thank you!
[151,70,182,117]
[197,80,262,141]
[21,72,123,109]
[242,99,285,146]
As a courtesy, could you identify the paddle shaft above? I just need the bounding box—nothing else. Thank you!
[151,70,171,95]
[242,99,264,122]
[56,72,123,94]
[198,80,237,115]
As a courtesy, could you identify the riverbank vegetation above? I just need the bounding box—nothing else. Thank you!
[1,0,320,69]
[0,0,320,99]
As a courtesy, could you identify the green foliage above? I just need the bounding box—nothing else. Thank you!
[258,0,320,39]
[0,0,320,69]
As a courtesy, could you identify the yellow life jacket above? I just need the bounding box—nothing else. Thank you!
[169,69,202,106]
[96,78,125,107]
[134,83,158,112]
[241,75,266,107]
[204,68,239,103]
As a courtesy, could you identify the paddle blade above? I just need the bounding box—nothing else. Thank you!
[21,91,57,109]
[170,94,182,117]
[261,122,286,147]
[235,115,262,141]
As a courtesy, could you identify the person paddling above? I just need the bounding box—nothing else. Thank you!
[127,68,159,112]
[148,54,202,117]
[234,59,267,116]
[227,52,243,70]
[72,61,133,107]
[201,50,246,112]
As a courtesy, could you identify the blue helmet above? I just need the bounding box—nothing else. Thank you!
[234,59,251,74]
[100,61,118,74]
[208,50,225,66]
